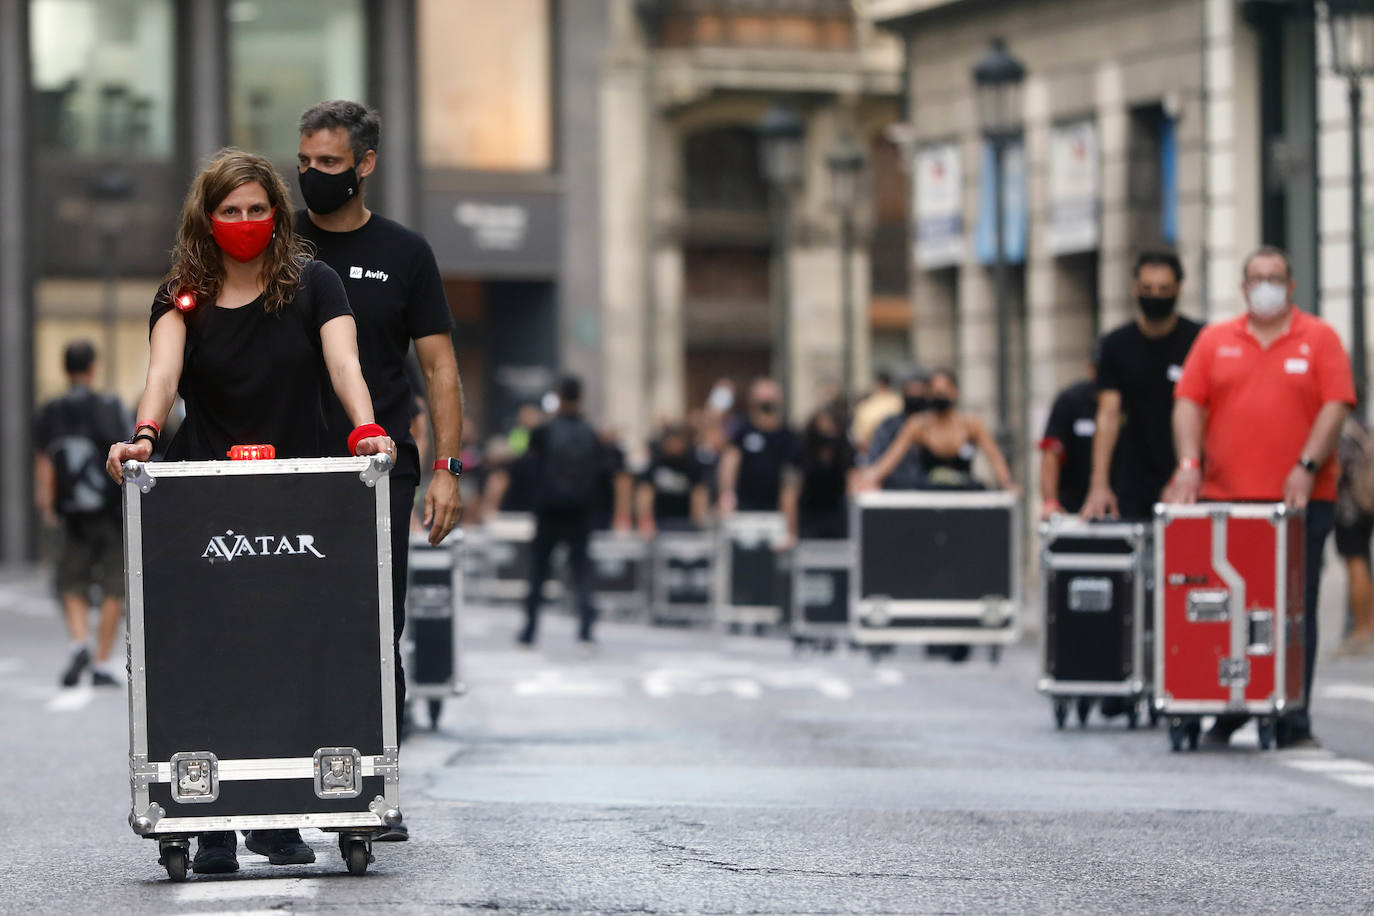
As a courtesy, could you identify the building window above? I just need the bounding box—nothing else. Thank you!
[418,0,552,172]
[30,0,174,158]
[227,0,367,161]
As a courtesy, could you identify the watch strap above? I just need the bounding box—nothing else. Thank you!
[433,457,463,476]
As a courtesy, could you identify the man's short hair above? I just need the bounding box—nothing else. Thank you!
[1133,250,1185,283]
[558,375,583,403]
[64,340,96,376]
[874,369,893,388]
[1242,245,1292,281]
[299,100,381,165]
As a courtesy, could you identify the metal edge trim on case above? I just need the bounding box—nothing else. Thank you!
[855,490,1018,510]
[130,802,165,835]
[360,453,393,487]
[1154,514,1167,705]
[1038,681,1145,697]
[1210,514,1249,706]
[148,755,392,783]
[848,626,1017,646]
[124,475,150,823]
[130,456,372,478]
[152,812,386,833]
[854,599,1014,619]
[1044,556,1137,571]
[374,470,399,769]
[123,460,156,493]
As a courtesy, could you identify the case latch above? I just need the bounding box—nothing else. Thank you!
[1067,577,1113,612]
[169,751,219,804]
[314,747,363,799]
[1187,589,1230,622]
[1219,656,1251,687]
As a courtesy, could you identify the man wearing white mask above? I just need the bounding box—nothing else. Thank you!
[1169,245,1355,748]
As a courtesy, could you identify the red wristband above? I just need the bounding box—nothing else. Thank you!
[1178,457,1200,471]
[348,423,386,456]
[136,418,161,436]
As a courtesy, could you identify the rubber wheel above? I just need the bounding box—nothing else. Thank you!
[1258,718,1276,751]
[1126,704,1139,730]
[1169,719,1186,752]
[1076,697,1092,728]
[345,840,370,876]
[1054,699,1068,730]
[988,645,1002,665]
[1186,720,1201,751]
[163,847,187,882]
[1148,704,1161,728]
[428,698,443,730]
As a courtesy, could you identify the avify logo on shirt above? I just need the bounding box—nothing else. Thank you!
[348,266,389,282]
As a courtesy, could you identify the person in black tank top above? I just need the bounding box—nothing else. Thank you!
[861,369,1014,493]
[104,149,393,876]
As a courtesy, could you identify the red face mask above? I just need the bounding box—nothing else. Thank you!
[210,209,276,262]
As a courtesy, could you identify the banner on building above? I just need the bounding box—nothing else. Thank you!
[914,142,964,270]
[1048,120,1100,255]
[975,137,1027,266]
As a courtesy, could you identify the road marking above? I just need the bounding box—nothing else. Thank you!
[1333,773,1374,789]
[0,657,23,675]
[513,669,624,698]
[46,686,93,712]
[873,668,905,686]
[174,878,319,904]
[1282,758,1374,774]
[1318,683,1374,704]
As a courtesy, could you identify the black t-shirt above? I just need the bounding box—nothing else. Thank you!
[1096,317,1203,512]
[731,422,800,512]
[1040,379,1098,514]
[643,450,703,521]
[592,442,626,528]
[150,260,353,461]
[34,387,130,517]
[799,438,853,521]
[497,452,540,513]
[295,211,455,480]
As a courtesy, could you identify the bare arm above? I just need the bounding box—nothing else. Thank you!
[866,416,923,485]
[1166,398,1207,504]
[482,468,510,519]
[1080,391,1122,518]
[34,451,56,526]
[1303,401,1351,467]
[415,333,464,545]
[106,310,186,481]
[780,468,800,545]
[690,484,710,528]
[613,470,634,531]
[717,445,742,515]
[635,481,656,536]
[969,416,1013,490]
[320,316,376,428]
[1040,449,1061,512]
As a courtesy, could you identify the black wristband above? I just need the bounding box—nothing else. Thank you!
[132,432,157,449]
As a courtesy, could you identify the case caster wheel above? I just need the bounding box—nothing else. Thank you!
[987,644,1002,665]
[1148,703,1161,728]
[159,843,188,882]
[340,835,373,876]
[1126,703,1139,730]
[428,698,443,730]
[1168,718,1186,752]
[1187,719,1201,751]
[1076,697,1092,728]
[1258,718,1276,751]
[1054,698,1068,730]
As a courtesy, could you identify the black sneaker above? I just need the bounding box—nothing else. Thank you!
[61,648,91,688]
[245,829,316,865]
[91,670,120,688]
[191,832,239,874]
[375,822,409,842]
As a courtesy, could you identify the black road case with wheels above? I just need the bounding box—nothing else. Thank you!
[478,513,561,605]
[122,455,401,880]
[789,540,852,651]
[578,531,650,620]
[851,491,1021,654]
[405,531,465,731]
[1037,518,1153,730]
[652,531,716,626]
[716,513,790,630]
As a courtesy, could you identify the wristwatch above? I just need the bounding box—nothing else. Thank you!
[433,457,463,477]
[1298,455,1319,475]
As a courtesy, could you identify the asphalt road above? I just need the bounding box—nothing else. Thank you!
[5,569,1374,914]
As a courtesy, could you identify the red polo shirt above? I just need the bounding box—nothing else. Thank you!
[1174,309,1355,502]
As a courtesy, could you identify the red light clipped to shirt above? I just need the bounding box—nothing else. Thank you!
[227,444,276,461]
[174,290,197,312]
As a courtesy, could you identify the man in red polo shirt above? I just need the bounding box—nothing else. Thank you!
[1169,245,1355,748]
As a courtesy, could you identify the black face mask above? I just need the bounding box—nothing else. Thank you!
[929,396,955,414]
[299,166,359,215]
[904,395,929,415]
[1138,294,1177,322]
[754,402,778,416]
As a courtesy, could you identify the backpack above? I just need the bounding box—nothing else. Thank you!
[1341,417,1374,514]
[537,416,601,511]
[44,390,126,516]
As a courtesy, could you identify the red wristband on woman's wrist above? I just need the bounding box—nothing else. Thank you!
[348,423,386,456]
[136,418,161,436]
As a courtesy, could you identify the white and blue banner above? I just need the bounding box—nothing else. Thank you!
[974,137,1027,266]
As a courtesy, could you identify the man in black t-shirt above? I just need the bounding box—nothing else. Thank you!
[717,378,801,528]
[33,341,130,688]
[1039,353,1100,518]
[1082,251,1203,521]
[591,428,633,532]
[637,424,709,534]
[296,100,464,839]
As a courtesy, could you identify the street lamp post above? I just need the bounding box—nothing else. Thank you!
[1329,0,1374,408]
[972,37,1026,467]
[827,134,865,411]
[758,103,806,417]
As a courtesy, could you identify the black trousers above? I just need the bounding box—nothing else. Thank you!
[390,479,416,733]
[524,510,595,639]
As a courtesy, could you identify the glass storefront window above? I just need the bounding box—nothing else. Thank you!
[418,0,552,172]
[30,0,174,158]
[227,0,367,161]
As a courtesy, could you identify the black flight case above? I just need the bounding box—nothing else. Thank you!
[1037,517,1155,729]
[716,512,791,632]
[405,531,465,731]
[122,455,401,881]
[789,539,853,652]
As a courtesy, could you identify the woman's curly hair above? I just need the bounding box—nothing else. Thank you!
[163,148,309,316]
